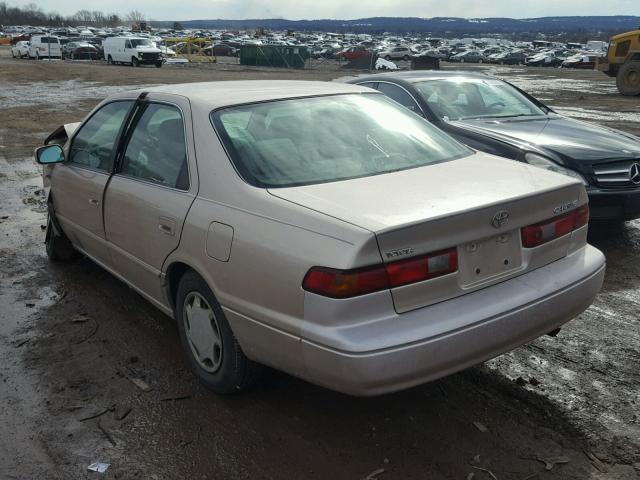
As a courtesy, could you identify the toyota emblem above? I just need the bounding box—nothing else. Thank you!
[491,210,510,229]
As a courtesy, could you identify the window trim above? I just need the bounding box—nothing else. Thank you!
[67,99,137,175]
[113,100,191,192]
[369,80,426,117]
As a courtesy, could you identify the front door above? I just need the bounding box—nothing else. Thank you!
[51,100,135,267]
[104,94,197,303]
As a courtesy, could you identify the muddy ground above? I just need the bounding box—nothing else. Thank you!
[0,47,639,480]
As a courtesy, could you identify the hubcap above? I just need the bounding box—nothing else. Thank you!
[182,292,223,373]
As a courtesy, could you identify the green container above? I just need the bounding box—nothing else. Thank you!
[240,44,309,69]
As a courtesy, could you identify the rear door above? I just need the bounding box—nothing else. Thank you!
[103,93,197,303]
[50,100,135,267]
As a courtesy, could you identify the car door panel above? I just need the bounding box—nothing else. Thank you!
[50,100,135,267]
[103,94,197,304]
[51,166,111,265]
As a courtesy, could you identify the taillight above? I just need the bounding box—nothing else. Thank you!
[521,204,589,248]
[302,247,458,298]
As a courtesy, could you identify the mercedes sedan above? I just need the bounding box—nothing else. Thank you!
[346,71,640,221]
[36,81,605,396]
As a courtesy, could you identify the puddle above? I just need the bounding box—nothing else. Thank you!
[0,80,158,109]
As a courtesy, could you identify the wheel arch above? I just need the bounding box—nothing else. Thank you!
[165,260,217,313]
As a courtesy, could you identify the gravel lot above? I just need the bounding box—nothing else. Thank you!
[0,47,639,479]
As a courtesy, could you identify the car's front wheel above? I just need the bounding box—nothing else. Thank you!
[176,271,261,394]
[132,57,139,67]
[45,206,77,261]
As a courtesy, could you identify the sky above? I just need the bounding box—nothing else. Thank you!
[12,0,640,21]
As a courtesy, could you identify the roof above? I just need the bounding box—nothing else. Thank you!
[346,70,493,84]
[127,81,375,109]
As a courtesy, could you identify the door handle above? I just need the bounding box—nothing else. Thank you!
[88,199,100,206]
[158,216,176,236]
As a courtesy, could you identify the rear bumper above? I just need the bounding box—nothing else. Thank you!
[588,188,640,220]
[300,245,605,396]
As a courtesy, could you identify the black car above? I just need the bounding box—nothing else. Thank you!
[346,71,640,221]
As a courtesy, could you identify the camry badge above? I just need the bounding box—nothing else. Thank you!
[491,210,510,229]
[630,163,640,185]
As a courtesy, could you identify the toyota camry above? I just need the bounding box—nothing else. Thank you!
[36,81,605,396]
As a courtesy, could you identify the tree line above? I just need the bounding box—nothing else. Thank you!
[0,2,147,27]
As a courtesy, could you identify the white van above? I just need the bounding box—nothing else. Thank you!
[103,36,163,67]
[29,35,62,59]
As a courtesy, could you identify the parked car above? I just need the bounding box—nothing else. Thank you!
[103,36,163,67]
[489,51,527,65]
[561,54,598,69]
[202,43,237,57]
[525,52,562,67]
[378,46,412,60]
[62,41,98,60]
[346,71,640,220]
[36,81,604,396]
[449,50,486,63]
[335,45,371,61]
[28,35,62,59]
[11,40,29,58]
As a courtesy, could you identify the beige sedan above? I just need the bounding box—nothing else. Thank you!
[36,81,605,396]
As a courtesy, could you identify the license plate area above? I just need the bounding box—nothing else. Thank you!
[458,230,523,288]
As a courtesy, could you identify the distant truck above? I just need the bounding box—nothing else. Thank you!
[597,29,640,96]
[103,36,163,68]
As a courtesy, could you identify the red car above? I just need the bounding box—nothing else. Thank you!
[335,46,372,61]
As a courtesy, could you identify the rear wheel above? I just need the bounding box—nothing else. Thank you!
[175,271,262,394]
[107,55,113,64]
[617,61,640,96]
[155,60,163,68]
[132,57,139,67]
[403,55,409,61]
[385,55,391,60]
[11,50,16,58]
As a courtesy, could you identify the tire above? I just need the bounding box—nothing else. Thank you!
[385,55,391,60]
[478,59,483,64]
[107,55,113,65]
[36,52,40,60]
[132,57,139,67]
[45,206,77,262]
[175,270,262,394]
[11,51,16,58]
[460,58,465,63]
[617,61,640,96]
[403,55,409,61]
[155,60,163,68]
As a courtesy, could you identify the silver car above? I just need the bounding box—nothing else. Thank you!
[35,81,605,396]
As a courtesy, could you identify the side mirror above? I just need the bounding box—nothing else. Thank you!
[35,144,65,165]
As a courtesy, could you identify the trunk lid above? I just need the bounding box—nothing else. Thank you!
[270,152,588,312]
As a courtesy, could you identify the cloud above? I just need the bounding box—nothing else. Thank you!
[10,0,640,21]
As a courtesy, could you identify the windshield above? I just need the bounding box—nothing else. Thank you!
[130,39,152,47]
[212,94,472,188]
[414,78,546,121]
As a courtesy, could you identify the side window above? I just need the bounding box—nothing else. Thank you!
[615,40,630,58]
[125,40,132,49]
[69,101,133,171]
[377,83,422,114]
[120,103,188,190]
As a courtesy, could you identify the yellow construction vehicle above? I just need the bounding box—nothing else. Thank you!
[598,29,640,96]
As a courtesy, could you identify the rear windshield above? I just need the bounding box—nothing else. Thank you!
[39,37,59,44]
[211,94,471,188]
